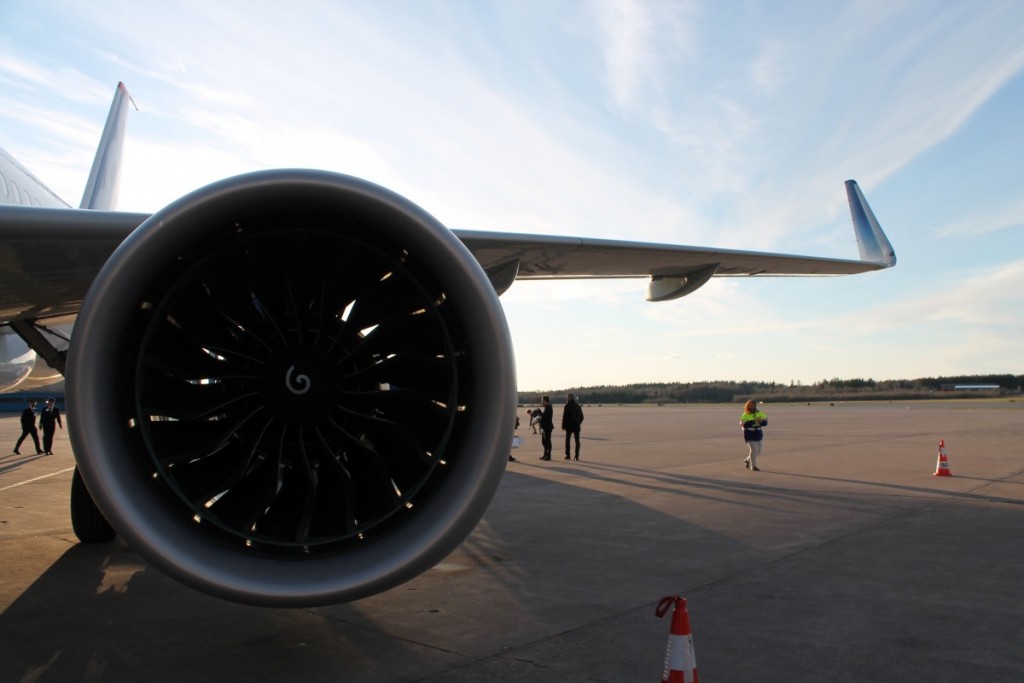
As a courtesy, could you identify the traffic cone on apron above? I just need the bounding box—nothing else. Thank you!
[933,439,953,477]
[656,595,698,682]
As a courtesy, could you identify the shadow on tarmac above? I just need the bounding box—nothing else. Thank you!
[0,451,49,475]
[1,470,747,682]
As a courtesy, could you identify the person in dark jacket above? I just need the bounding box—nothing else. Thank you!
[39,398,63,455]
[739,400,767,471]
[561,393,584,461]
[538,396,554,460]
[13,399,42,455]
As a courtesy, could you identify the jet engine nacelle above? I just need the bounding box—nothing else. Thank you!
[0,332,36,392]
[0,330,66,392]
[66,170,518,606]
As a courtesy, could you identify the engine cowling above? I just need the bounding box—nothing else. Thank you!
[66,170,517,606]
[0,332,35,391]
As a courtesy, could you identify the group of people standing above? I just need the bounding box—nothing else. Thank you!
[523,393,584,462]
[13,398,63,456]
[17,394,764,467]
[519,395,766,470]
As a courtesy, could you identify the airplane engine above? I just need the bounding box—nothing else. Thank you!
[65,170,518,606]
[0,328,67,392]
[0,331,36,392]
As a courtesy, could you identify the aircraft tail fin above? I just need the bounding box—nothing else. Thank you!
[79,82,134,210]
[846,179,896,267]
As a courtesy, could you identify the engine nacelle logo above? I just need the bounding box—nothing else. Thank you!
[285,365,311,395]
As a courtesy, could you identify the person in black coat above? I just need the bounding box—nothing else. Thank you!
[538,396,554,460]
[13,400,42,455]
[39,398,63,455]
[561,393,584,461]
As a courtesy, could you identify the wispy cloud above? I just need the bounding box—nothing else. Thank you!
[934,201,1024,238]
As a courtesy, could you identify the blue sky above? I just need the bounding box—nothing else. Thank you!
[2,1,1022,391]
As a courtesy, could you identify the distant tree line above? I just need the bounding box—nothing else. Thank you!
[518,374,1023,405]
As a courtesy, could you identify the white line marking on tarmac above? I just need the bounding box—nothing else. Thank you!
[0,466,75,492]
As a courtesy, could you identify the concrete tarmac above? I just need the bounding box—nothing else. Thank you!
[1,401,1023,682]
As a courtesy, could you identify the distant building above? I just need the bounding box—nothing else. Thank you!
[939,384,1000,392]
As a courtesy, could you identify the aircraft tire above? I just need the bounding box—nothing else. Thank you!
[71,466,117,543]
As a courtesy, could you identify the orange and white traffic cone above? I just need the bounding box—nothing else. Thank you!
[933,439,953,477]
[656,595,699,683]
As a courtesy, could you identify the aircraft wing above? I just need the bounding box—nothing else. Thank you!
[461,231,884,277]
[460,179,895,299]
[0,178,893,320]
[0,205,144,323]
[459,228,886,301]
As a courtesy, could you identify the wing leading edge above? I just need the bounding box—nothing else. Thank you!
[459,180,896,301]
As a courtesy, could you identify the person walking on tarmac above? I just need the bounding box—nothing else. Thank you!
[13,399,43,455]
[538,396,554,460]
[39,397,63,455]
[561,393,584,461]
[740,400,767,471]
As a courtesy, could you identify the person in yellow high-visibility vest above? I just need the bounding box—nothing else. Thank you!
[739,400,767,471]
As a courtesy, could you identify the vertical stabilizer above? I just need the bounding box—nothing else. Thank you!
[846,179,896,267]
[79,82,133,210]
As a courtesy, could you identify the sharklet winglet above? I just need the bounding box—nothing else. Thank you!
[846,179,896,267]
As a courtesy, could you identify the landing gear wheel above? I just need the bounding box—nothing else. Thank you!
[71,466,116,543]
